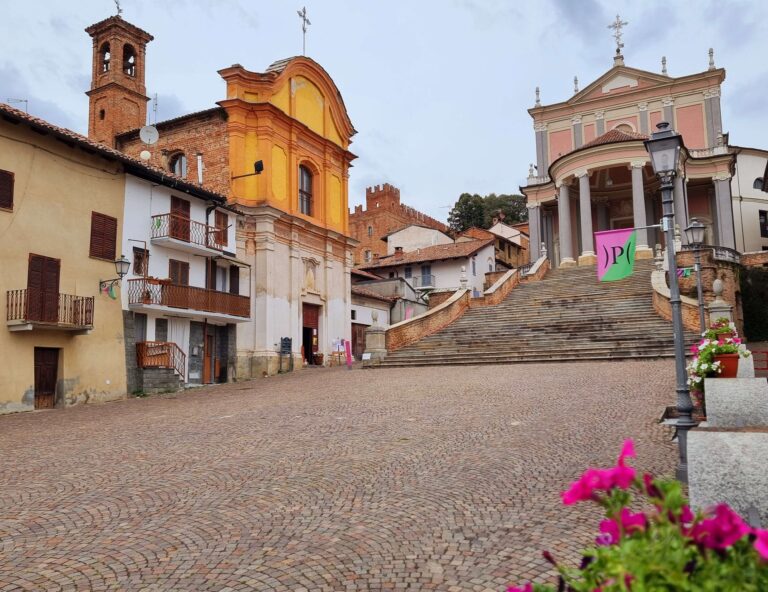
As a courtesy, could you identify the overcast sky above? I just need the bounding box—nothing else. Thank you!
[2,0,767,222]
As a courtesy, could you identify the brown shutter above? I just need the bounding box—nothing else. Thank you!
[229,266,240,295]
[169,260,189,286]
[215,211,228,246]
[0,170,14,210]
[90,212,117,260]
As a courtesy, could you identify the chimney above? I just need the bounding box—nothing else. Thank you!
[394,246,404,259]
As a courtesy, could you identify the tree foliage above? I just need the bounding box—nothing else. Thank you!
[447,192,528,232]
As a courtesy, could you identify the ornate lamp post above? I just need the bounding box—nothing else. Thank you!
[644,122,697,483]
[99,255,131,293]
[684,219,707,333]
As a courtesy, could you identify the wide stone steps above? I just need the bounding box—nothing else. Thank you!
[379,260,696,367]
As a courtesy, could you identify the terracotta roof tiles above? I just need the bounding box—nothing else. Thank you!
[580,128,648,150]
[359,238,493,270]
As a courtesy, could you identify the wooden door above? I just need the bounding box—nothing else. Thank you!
[170,196,191,242]
[351,323,367,360]
[34,348,58,409]
[203,334,214,383]
[27,255,60,323]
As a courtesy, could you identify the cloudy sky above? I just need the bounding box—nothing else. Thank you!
[2,0,766,222]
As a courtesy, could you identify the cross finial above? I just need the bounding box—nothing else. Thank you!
[573,76,579,94]
[608,14,628,55]
[535,86,541,107]
[297,6,311,56]
[708,48,715,70]
[661,56,668,76]
[113,0,122,16]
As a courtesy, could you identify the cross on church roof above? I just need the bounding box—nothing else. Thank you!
[297,6,311,56]
[608,14,628,55]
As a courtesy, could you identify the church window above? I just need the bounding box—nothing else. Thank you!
[754,177,765,191]
[614,123,633,133]
[299,165,313,216]
[169,153,187,178]
[367,225,373,237]
[123,44,137,77]
[99,109,106,120]
[100,43,111,73]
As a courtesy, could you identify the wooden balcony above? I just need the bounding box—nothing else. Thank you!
[136,341,186,379]
[6,289,94,332]
[127,279,249,320]
[150,213,226,255]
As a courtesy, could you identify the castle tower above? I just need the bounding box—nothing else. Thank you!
[85,16,153,146]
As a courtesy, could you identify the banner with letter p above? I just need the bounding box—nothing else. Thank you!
[595,228,637,282]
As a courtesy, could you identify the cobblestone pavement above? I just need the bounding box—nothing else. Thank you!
[0,361,677,591]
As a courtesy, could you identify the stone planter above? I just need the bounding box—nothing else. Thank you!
[714,353,740,378]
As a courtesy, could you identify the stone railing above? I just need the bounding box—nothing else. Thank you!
[385,289,470,352]
[651,269,705,333]
[470,269,520,308]
[682,244,741,265]
[522,254,550,281]
[526,175,551,186]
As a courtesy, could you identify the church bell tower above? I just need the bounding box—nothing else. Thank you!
[85,15,153,146]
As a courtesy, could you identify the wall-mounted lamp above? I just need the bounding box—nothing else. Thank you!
[99,255,131,296]
[231,160,264,180]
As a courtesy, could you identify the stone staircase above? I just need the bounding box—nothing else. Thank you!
[379,260,697,367]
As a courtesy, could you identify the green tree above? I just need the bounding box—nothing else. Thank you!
[481,193,528,227]
[447,193,485,232]
[447,193,528,232]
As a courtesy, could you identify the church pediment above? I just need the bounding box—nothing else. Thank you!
[569,66,673,105]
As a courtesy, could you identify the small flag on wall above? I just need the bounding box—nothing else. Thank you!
[595,228,637,282]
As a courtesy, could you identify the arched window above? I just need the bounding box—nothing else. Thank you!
[299,165,313,215]
[169,153,187,178]
[100,42,111,73]
[754,177,765,191]
[614,123,634,133]
[367,225,373,237]
[123,44,136,77]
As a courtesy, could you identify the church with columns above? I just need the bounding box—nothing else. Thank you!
[522,22,768,267]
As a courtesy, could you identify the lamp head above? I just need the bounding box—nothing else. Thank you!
[115,254,130,279]
[254,160,264,174]
[643,121,684,177]
[684,218,706,246]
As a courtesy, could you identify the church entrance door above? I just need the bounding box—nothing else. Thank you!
[301,303,320,365]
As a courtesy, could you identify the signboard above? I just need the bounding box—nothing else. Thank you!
[595,228,637,282]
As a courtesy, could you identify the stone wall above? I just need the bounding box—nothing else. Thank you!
[651,269,709,333]
[122,310,142,394]
[427,290,455,310]
[742,251,768,268]
[386,290,470,352]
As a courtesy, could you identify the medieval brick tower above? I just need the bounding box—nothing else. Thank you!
[85,16,153,146]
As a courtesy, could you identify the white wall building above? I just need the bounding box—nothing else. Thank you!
[731,148,768,252]
[384,225,453,255]
[120,173,248,392]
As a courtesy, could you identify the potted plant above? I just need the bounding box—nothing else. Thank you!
[704,316,736,341]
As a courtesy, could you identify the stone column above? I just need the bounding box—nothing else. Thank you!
[631,161,653,259]
[557,182,575,267]
[673,176,689,245]
[638,102,649,134]
[534,122,548,173]
[714,175,736,249]
[595,110,605,136]
[572,115,583,149]
[662,96,675,128]
[527,204,541,263]
[577,171,595,265]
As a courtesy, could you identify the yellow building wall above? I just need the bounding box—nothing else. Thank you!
[0,124,128,413]
[293,76,325,137]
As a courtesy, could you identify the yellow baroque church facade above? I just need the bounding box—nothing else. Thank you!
[92,15,358,376]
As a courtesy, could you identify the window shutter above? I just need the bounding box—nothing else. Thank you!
[0,170,14,210]
[90,212,118,260]
[229,266,240,295]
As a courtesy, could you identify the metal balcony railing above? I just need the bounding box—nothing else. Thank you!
[136,341,186,379]
[409,274,436,289]
[151,213,225,251]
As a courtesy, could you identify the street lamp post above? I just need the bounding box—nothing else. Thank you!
[644,122,697,483]
[685,219,707,333]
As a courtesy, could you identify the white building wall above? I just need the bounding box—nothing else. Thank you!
[351,299,390,327]
[386,225,452,254]
[731,152,768,252]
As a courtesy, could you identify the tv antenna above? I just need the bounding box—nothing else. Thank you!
[7,98,28,113]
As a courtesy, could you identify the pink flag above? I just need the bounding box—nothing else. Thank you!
[595,228,637,282]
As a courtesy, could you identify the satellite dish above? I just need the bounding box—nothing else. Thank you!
[139,125,159,145]
[139,150,151,161]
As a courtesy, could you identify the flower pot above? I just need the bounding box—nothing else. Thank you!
[714,353,739,378]
[314,353,324,366]
[717,331,735,341]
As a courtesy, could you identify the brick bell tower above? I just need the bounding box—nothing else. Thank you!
[85,16,153,146]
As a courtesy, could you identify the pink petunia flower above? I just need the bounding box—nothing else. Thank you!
[753,529,768,560]
[596,518,619,546]
[690,504,750,550]
[561,441,638,505]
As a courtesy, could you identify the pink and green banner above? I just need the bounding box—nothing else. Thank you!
[595,228,637,282]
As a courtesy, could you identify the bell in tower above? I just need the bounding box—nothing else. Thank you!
[85,15,153,147]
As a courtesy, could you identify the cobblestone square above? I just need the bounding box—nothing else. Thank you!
[0,361,676,591]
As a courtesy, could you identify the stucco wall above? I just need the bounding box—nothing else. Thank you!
[0,123,128,413]
[386,226,452,254]
[732,152,768,253]
[351,297,390,327]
